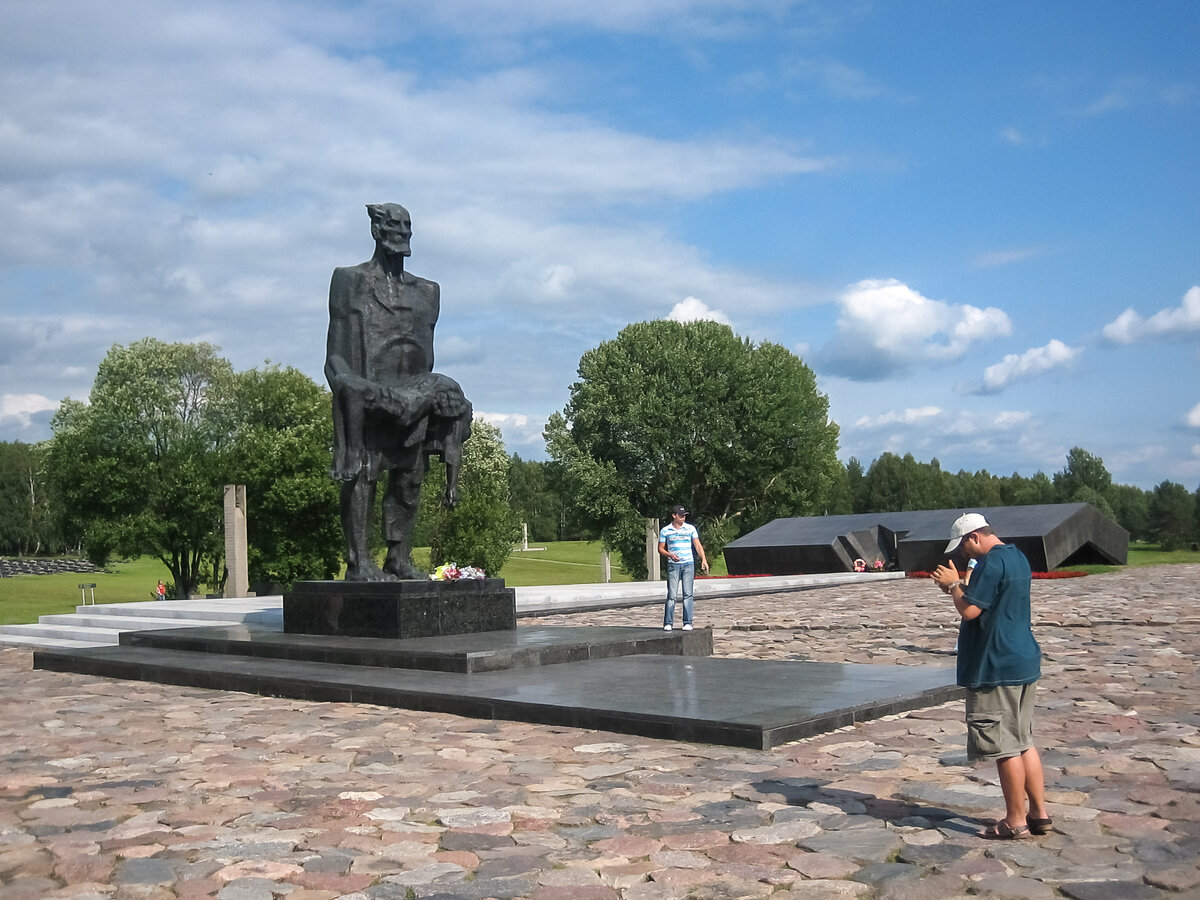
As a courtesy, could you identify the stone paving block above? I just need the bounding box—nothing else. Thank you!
[800,828,904,864]
[1057,881,1166,900]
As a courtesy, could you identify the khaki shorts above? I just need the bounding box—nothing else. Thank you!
[965,682,1037,762]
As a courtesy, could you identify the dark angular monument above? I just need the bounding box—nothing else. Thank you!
[283,202,514,638]
[723,502,1128,576]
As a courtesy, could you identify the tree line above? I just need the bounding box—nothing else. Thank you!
[538,320,1199,576]
[0,338,515,598]
[2,327,1198,589]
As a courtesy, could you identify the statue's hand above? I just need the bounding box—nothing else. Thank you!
[432,387,468,418]
[443,483,458,509]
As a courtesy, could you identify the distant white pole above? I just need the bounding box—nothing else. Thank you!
[522,522,529,551]
[601,550,611,583]
[645,518,660,581]
[224,485,249,598]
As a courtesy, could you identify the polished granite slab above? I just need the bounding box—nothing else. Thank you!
[284,579,516,639]
[34,626,961,749]
[119,624,714,673]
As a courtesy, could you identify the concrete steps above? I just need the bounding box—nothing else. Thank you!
[0,596,283,649]
[0,633,113,650]
[38,613,251,631]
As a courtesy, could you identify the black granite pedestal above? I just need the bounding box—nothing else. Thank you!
[284,578,516,639]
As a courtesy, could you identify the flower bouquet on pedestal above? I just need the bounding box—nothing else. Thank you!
[430,562,487,582]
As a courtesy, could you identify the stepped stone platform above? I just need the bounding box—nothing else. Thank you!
[0,572,897,648]
[115,622,714,672]
[33,619,960,749]
[0,596,284,649]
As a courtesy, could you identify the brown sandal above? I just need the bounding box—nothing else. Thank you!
[1028,817,1053,835]
[978,820,1031,840]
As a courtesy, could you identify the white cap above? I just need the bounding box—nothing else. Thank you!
[945,512,989,553]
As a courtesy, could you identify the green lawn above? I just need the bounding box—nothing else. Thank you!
[1066,542,1200,575]
[1,540,1189,626]
[0,556,173,626]
[0,542,649,625]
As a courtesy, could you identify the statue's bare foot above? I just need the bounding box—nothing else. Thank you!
[344,563,396,582]
[330,448,368,482]
[382,555,426,581]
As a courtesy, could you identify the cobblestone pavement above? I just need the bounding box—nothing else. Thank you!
[2,565,1197,899]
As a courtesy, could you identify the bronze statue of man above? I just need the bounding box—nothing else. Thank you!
[325,203,472,581]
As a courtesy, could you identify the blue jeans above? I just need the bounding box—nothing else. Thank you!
[664,561,694,626]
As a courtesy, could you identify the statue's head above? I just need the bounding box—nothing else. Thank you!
[367,203,412,258]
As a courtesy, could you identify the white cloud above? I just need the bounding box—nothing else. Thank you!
[852,406,1030,439]
[978,339,1078,393]
[784,58,892,101]
[667,296,732,326]
[413,1,818,40]
[540,264,577,297]
[947,410,1034,443]
[972,246,1047,269]
[839,404,1036,474]
[1107,443,1169,475]
[0,393,61,443]
[813,279,1011,380]
[1075,76,1198,118]
[0,393,59,423]
[1186,403,1200,429]
[0,2,834,450]
[474,411,547,453]
[853,406,942,429]
[1102,286,1200,344]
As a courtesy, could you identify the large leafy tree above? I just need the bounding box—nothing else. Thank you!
[1147,480,1196,551]
[0,441,57,555]
[1106,483,1151,541]
[508,455,564,542]
[860,452,954,512]
[1004,471,1057,507]
[1054,446,1115,517]
[419,419,520,575]
[47,340,343,597]
[1194,482,1200,547]
[545,320,840,577]
[47,339,233,597]
[217,365,342,587]
[949,468,1004,510]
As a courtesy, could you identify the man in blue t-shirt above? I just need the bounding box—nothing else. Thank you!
[657,505,709,631]
[933,513,1051,841]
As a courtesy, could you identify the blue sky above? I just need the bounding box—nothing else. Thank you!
[2,1,1197,490]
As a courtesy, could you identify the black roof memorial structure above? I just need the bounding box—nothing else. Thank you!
[722,503,1127,575]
